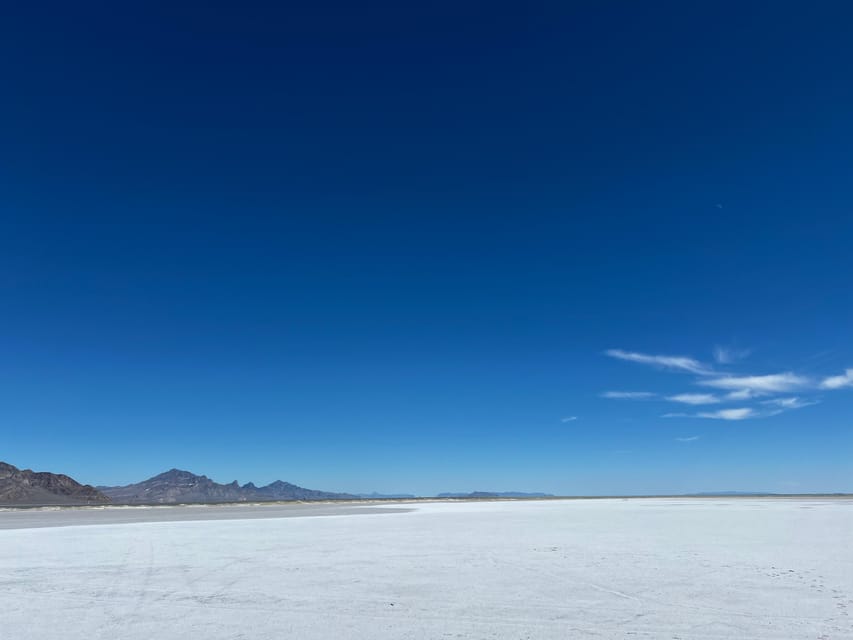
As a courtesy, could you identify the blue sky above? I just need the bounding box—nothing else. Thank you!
[2,2,852,495]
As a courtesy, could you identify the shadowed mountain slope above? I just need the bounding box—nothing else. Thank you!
[0,461,111,506]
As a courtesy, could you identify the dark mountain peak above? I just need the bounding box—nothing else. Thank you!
[0,461,19,478]
[264,480,298,490]
[255,479,356,501]
[150,469,208,484]
[0,460,110,506]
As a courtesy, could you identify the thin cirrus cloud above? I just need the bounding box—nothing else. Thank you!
[664,408,757,421]
[713,346,751,364]
[666,393,720,405]
[698,408,756,421]
[760,397,818,410]
[600,391,656,399]
[560,416,578,423]
[604,349,714,375]
[675,435,700,442]
[698,372,810,394]
[602,347,848,422]
[820,369,853,389]
[725,389,758,400]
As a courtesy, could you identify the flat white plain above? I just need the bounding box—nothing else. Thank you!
[2,498,852,639]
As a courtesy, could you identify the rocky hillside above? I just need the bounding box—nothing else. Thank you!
[100,469,357,504]
[0,461,111,506]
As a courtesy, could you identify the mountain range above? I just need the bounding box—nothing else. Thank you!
[0,462,357,506]
[1,460,554,506]
[98,469,357,504]
[0,461,110,506]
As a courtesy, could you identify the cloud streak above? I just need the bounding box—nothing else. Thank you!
[602,347,844,422]
[698,408,757,421]
[675,435,700,442]
[665,397,818,421]
[713,346,750,364]
[600,391,656,399]
[664,407,757,421]
[666,393,720,405]
[699,372,810,394]
[725,389,758,400]
[605,349,714,375]
[820,369,853,390]
[560,416,578,423]
[760,397,819,410]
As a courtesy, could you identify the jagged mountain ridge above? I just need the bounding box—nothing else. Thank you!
[0,461,111,505]
[99,468,357,504]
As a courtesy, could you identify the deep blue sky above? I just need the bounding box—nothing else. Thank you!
[2,2,852,495]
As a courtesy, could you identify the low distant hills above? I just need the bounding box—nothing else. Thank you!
[0,461,110,506]
[437,491,554,498]
[99,469,357,504]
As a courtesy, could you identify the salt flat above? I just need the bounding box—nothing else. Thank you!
[0,502,409,530]
[1,499,852,639]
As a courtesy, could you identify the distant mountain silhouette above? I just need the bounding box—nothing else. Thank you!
[357,492,417,499]
[0,461,110,506]
[685,491,777,496]
[99,469,357,504]
[437,491,553,498]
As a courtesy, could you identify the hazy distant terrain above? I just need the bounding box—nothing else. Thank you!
[3,498,851,639]
[437,491,553,498]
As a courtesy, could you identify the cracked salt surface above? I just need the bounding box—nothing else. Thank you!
[1,498,852,639]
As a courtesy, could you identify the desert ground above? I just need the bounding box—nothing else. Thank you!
[1,498,851,639]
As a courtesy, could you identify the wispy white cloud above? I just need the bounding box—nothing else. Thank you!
[713,345,750,364]
[605,349,714,375]
[600,391,656,399]
[820,369,853,390]
[560,416,578,423]
[664,407,757,421]
[675,435,700,442]
[665,397,817,421]
[699,372,810,394]
[698,408,756,420]
[725,389,758,400]
[666,393,720,405]
[760,397,819,410]
[602,347,842,421]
